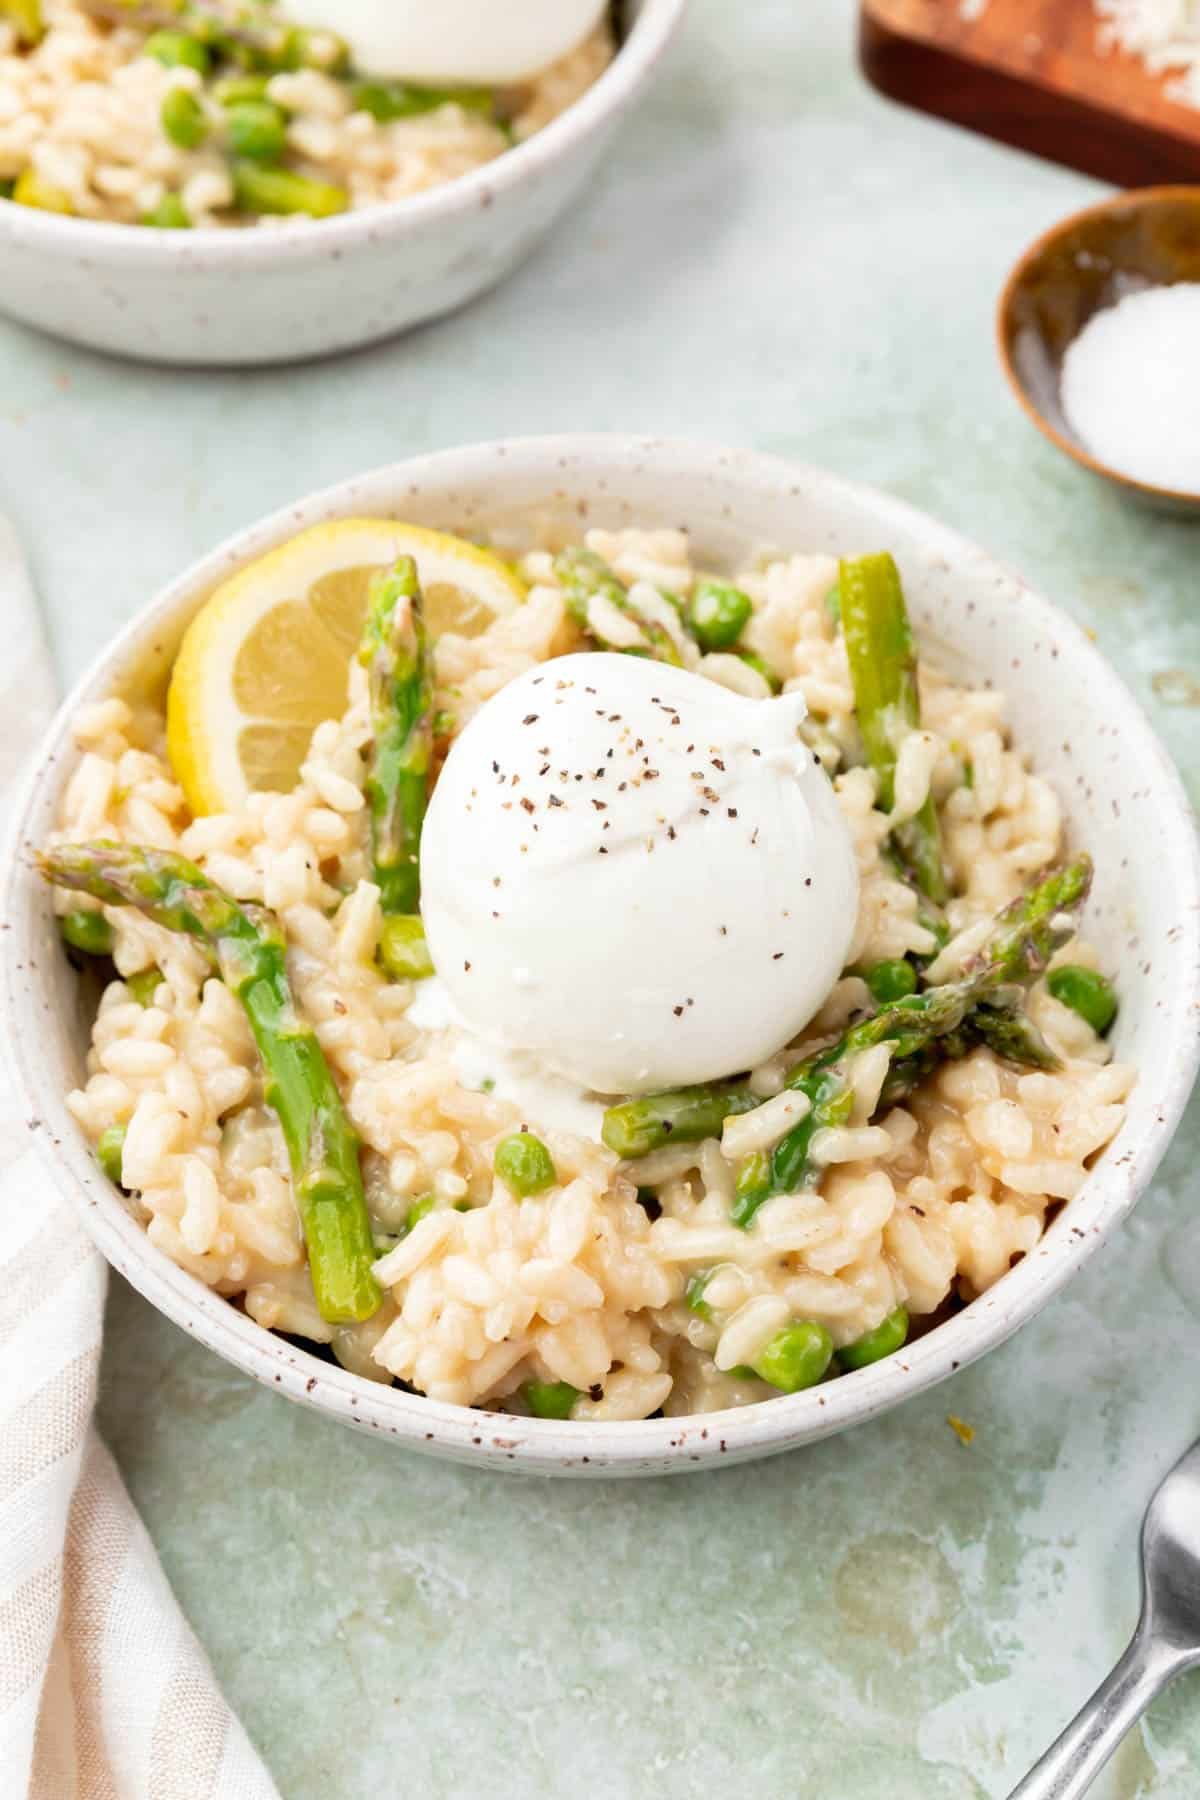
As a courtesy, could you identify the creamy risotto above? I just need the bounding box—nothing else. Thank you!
[41,522,1133,1422]
[0,0,613,226]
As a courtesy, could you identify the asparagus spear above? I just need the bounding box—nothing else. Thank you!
[351,79,496,123]
[231,163,347,218]
[968,999,1060,1070]
[358,556,433,937]
[553,547,683,665]
[876,1043,946,1110]
[601,1082,761,1160]
[731,984,981,1225]
[603,856,1090,1204]
[840,552,947,905]
[78,0,348,72]
[730,854,1091,1224]
[39,842,381,1324]
[879,841,949,953]
[875,1005,1060,1106]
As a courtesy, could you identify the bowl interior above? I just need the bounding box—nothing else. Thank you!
[998,188,1200,513]
[6,439,1198,1475]
[0,0,676,257]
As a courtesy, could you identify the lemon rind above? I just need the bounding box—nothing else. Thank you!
[167,518,525,816]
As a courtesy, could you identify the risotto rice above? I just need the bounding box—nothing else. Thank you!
[45,526,1134,1421]
[0,0,613,225]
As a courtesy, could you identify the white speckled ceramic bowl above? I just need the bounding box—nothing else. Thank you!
[4,437,1198,1476]
[0,0,685,366]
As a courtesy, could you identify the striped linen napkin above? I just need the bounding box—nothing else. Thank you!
[0,514,280,1800]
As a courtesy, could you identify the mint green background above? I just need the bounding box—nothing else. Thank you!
[3,2,1199,1793]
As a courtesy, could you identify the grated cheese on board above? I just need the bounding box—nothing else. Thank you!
[1095,0,1200,109]
[958,0,1200,110]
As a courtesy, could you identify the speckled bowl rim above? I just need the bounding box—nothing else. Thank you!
[996,185,1200,511]
[4,435,1198,1476]
[0,0,687,266]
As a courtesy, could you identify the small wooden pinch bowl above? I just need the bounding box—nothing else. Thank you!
[997,186,1200,517]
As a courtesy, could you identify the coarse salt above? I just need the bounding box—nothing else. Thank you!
[1059,283,1200,494]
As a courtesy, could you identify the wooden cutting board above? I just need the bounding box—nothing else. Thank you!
[860,0,1200,186]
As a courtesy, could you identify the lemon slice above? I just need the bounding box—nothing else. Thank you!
[166,519,525,815]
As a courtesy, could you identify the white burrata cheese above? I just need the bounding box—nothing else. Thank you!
[406,972,609,1137]
[419,653,859,1095]
[275,0,608,85]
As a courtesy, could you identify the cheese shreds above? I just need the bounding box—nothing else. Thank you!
[1095,0,1200,108]
[959,0,1200,110]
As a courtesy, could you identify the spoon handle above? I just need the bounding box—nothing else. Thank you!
[1008,1626,1183,1800]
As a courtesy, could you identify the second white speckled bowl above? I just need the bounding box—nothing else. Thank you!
[0,0,685,366]
[3,436,1198,1475]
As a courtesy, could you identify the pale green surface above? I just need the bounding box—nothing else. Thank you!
[3,0,1200,1793]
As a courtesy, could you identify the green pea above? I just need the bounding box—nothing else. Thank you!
[160,87,208,150]
[280,25,349,74]
[378,915,434,981]
[1047,965,1117,1035]
[96,1124,126,1186]
[525,1380,579,1420]
[225,99,288,163]
[684,1271,713,1319]
[686,579,753,653]
[144,30,210,74]
[494,1132,556,1197]
[213,73,272,107]
[404,1195,436,1233]
[864,959,917,1004]
[750,1321,834,1393]
[839,1305,909,1371]
[60,910,114,956]
[125,967,164,1005]
[825,584,842,627]
[231,161,347,218]
[142,192,191,229]
[737,649,781,694]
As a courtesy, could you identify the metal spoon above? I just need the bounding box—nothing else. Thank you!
[1010,1437,1200,1798]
